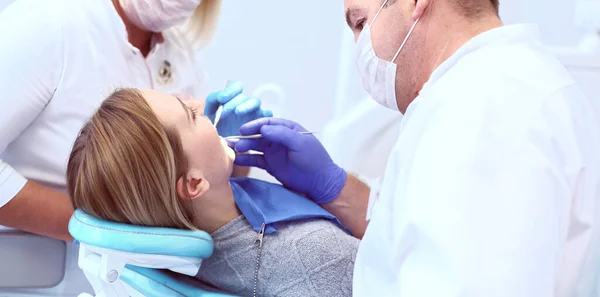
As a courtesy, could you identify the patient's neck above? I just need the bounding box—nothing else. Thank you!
[191,181,241,234]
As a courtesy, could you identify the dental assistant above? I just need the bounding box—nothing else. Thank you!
[0,0,269,242]
[234,0,600,296]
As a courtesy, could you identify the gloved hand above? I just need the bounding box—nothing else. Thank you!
[233,118,347,204]
[204,81,273,137]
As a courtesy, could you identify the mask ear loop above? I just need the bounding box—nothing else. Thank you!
[392,17,421,62]
[370,0,390,26]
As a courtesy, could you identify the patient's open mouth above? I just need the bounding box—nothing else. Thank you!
[220,137,236,160]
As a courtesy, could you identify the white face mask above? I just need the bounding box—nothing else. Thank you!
[119,0,202,32]
[355,0,420,111]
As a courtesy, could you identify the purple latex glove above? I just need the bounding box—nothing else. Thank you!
[234,118,347,204]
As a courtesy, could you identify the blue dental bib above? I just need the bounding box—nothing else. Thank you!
[230,178,349,235]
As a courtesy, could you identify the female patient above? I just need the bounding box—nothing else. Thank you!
[66,88,358,297]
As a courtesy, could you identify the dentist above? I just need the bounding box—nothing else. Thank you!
[0,0,269,242]
[234,0,600,296]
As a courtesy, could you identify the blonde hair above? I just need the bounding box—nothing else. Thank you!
[66,89,196,230]
[178,0,223,48]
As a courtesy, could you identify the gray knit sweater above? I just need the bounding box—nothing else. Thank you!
[195,216,359,297]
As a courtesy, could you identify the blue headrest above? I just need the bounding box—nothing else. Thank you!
[122,265,238,297]
[69,209,214,258]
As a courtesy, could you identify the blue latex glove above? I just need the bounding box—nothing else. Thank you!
[233,118,347,204]
[204,81,273,137]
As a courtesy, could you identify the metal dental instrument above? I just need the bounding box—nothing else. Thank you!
[223,131,315,141]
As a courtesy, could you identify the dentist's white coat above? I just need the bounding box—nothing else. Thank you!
[353,24,600,297]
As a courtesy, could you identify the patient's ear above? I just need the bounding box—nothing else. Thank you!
[176,172,209,200]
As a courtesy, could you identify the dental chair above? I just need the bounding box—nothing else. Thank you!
[68,209,238,297]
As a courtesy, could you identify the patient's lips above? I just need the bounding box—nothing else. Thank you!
[220,137,236,161]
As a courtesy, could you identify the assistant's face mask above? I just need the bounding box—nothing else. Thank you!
[119,0,202,32]
[355,0,420,111]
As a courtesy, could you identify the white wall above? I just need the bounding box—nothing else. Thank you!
[0,1,12,12]
[201,1,346,132]
[498,0,600,122]
[500,0,584,47]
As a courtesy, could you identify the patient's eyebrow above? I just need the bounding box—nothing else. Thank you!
[175,96,192,122]
[345,7,366,29]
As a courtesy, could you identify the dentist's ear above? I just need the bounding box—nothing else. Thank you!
[176,173,210,200]
[413,0,432,20]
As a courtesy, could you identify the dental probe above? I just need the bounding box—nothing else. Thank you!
[223,131,315,141]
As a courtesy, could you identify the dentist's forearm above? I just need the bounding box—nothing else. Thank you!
[321,173,370,239]
[0,181,74,242]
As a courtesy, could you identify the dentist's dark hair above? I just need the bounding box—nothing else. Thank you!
[456,0,500,17]
[386,0,499,18]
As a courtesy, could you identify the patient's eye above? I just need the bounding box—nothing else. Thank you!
[189,106,198,120]
[355,18,366,31]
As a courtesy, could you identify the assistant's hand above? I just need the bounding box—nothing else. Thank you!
[233,118,347,204]
[204,81,273,137]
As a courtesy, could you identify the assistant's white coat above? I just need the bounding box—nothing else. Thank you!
[0,0,205,295]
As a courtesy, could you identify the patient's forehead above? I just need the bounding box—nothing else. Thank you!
[140,89,187,124]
